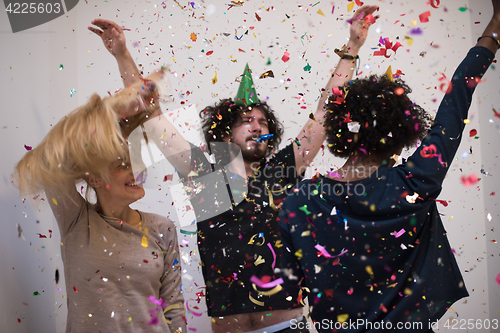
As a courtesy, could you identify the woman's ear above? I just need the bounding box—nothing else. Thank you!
[85,173,102,188]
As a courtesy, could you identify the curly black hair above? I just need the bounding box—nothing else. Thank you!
[324,75,431,158]
[199,98,284,157]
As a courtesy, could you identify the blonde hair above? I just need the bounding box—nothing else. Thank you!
[13,69,168,201]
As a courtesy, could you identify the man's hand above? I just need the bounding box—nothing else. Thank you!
[348,5,379,49]
[88,19,127,58]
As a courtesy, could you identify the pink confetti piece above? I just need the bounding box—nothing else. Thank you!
[267,243,277,269]
[281,51,290,62]
[315,244,348,258]
[250,275,283,288]
[24,145,32,151]
[326,171,342,178]
[496,273,500,285]
[186,299,203,316]
[394,228,406,238]
[460,173,478,187]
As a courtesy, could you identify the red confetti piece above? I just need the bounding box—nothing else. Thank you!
[419,11,431,23]
[420,144,437,158]
[469,129,477,137]
[37,233,47,239]
[206,51,213,56]
[433,199,449,207]
[430,0,441,9]
[354,0,364,6]
[255,13,261,21]
[373,37,402,58]
[438,73,452,94]
[163,174,174,182]
[364,14,376,25]
[281,51,290,62]
[73,286,79,293]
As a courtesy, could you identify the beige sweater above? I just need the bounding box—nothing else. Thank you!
[47,184,186,333]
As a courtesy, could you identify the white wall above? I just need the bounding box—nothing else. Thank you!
[1,0,499,332]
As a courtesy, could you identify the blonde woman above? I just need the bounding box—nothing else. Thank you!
[13,75,186,333]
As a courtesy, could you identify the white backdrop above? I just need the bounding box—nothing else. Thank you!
[1,0,499,332]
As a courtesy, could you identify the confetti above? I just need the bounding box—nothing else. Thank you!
[212,71,217,84]
[255,13,261,21]
[250,275,283,288]
[460,174,478,186]
[469,129,477,137]
[24,144,32,150]
[430,0,441,9]
[337,314,349,323]
[59,64,63,70]
[419,11,431,23]
[299,205,311,215]
[259,70,274,79]
[393,228,406,238]
[33,291,40,296]
[52,198,58,206]
[70,89,76,97]
[281,51,290,63]
[190,32,197,42]
[317,9,325,17]
[496,273,500,285]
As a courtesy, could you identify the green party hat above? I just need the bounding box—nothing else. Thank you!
[235,63,258,106]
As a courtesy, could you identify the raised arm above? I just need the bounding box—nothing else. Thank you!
[88,19,142,87]
[294,5,379,173]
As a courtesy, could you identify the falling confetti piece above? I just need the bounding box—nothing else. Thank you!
[419,11,431,23]
[250,276,283,288]
[70,89,76,97]
[55,269,59,284]
[338,314,349,323]
[299,205,311,215]
[212,71,218,84]
[347,2,354,12]
[394,228,406,238]
[206,51,213,56]
[33,291,40,296]
[496,273,500,285]
[303,63,311,71]
[59,64,63,70]
[458,7,468,12]
[317,9,325,16]
[460,173,478,186]
[430,0,441,9]
[52,198,58,206]
[469,129,477,137]
[24,144,32,151]
[281,51,290,63]
[259,70,274,79]
[255,13,261,21]
[190,32,197,42]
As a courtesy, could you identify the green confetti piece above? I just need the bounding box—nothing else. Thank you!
[180,229,196,235]
[59,64,63,70]
[458,7,468,12]
[299,205,311,215]
[304,63,312,71]
[33,291,40,296]
[266,57,271,65]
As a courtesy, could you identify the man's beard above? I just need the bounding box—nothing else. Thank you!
[241,143,267,163]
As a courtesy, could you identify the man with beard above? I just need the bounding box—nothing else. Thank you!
[89,5,377,332]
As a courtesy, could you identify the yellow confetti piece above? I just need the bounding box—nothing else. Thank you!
[404,288,413,296]
[370,204,376,212]
[254,255,265,266]
[212,71,218,84]
[295,249,303,260]
[385,65,393,81]
[411,20,417,26]
[141,235,149,247]
[249,293,265,306]
[405,36,414,46]
[317,9,325,16]
[52,198,58,205]
[337,314,349,323]
[347,2,354,12]
[365,265,374,279]
[463,119,470,124]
